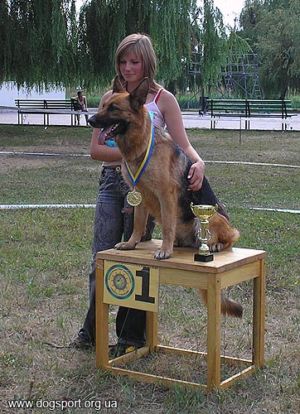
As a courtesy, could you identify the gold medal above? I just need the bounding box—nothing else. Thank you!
[127,189,142,206]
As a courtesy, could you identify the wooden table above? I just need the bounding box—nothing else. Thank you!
[95,240,266,391]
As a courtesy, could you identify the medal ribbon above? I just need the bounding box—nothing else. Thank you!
[125,111,155,187]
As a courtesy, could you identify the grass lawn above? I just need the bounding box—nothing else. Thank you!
[0,126,299,413]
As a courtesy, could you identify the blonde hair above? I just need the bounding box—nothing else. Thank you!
[115,33,160,92]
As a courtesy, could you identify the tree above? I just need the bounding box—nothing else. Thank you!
[0,0,79,89]
[0,0,253,95]
[239,0,300,98]
[179,0,227,98]
[79,0,196,89]
[0,0,198,90]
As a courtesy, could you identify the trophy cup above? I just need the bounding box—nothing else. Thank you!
[190,203,217,262]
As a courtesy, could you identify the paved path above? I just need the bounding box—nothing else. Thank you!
[181,112,300,131]
[1,108,300,130]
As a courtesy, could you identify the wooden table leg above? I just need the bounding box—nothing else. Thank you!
[207,277,221,390]
[146,312,158,353]
[253,258,265,367]
[95,258,109,369]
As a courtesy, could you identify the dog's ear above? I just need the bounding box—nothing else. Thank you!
[129,78,150,111]
[112,76,125,93]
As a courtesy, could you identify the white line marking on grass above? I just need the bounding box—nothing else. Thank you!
[0,151,90,158]
[1,204,299,214]
[0,151,299,168]
[0,204,96,210]
[249,207,300,214]
[205,160,300,169]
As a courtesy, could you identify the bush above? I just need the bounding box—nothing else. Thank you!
[177,95,199,110]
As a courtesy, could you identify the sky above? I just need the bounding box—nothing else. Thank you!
[76,1,246,27]
[213,0,245,26]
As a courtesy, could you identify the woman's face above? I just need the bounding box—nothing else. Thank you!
[119,50,144,86]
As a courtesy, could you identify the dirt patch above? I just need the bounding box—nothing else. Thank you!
[0,155,67,172]
[0,144,90,154]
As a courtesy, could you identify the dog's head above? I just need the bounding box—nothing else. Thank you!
[88,76,150,136]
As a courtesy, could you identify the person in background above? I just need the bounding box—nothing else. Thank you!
[74,90,88,126]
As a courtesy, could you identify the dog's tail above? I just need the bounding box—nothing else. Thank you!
[199,289,243,318]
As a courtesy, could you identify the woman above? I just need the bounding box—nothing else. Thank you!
[71,34,223,356]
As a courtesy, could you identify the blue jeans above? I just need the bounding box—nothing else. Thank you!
[80,168,227,345]
[80,166,153,346]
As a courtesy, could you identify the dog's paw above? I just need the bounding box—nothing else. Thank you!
[154,249,172,260]
[114,241,137,250]
[209,242,225,252]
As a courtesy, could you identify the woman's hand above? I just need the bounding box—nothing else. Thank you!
[187,159,205,191]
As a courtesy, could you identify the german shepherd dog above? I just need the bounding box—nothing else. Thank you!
[89,78,242,317]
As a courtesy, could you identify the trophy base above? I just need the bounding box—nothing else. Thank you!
[194,253,214,262]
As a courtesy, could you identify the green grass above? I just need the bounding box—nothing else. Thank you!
[2,159,98,204]
[1,154,299,209]
[0,126,300,413]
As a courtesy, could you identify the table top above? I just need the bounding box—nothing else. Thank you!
[97,240,265,274]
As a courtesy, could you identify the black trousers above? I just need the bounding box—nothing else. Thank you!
[81,170,227,346]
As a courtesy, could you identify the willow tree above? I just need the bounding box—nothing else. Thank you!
[78,0,197,89]
[0,0,9,82]
[186,0,227,97]
[0,0,79,89]
[2,0,235,93]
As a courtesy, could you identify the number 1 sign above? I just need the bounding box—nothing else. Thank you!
[103,261,159,312]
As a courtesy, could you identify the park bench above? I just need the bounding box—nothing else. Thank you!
[206,99,248,129]
[246,99,293,130]
[206,98,294,130]
[15,99,89,126]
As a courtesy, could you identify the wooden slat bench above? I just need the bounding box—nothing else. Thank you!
[207,98,294,130]
[247,99,293,130]
[207,99,248,129]
[15,99,89,126]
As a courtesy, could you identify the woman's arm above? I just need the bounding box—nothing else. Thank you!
[159,90,205,191]
[89,90,123,162]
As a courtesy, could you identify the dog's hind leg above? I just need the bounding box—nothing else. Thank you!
[208,213,240,253]
[115,204,149,251]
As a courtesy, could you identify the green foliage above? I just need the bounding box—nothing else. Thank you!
[79,0,196,88]
[226,31,252,60]
[187,0,228,96]
[200,0,226,87]
[239,0,300,98]
[0,0,80,89]
[290,94,300,109]
[0,0,252,96]
[0,0,197,90]
[176,95,199,110]
[0,0,9,80]
[0,0,259,98]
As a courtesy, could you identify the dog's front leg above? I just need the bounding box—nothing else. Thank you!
[154,196,177,260]
[115,204,149,251]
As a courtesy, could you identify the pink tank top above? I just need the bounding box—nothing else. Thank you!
[145,89,165,128]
